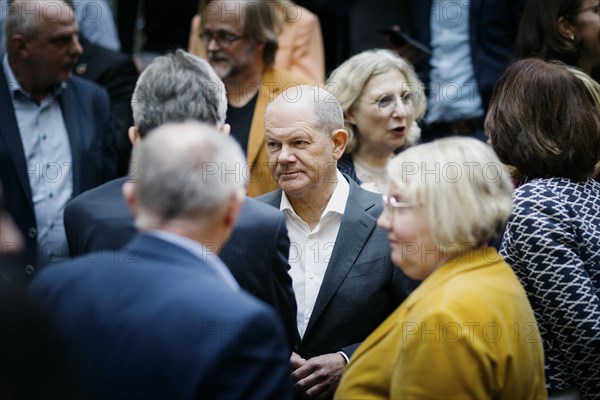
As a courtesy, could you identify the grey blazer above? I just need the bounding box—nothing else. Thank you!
[257,175,419,359]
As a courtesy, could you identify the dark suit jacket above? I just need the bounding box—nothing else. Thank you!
[0,69,117,274]
[408,0,525,110]
[74,38,139,176]
[27,233,293,400]
[64,179,297,346]
[258,176,419,359]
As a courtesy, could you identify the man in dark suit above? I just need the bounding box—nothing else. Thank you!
[28,122,293,399]
[0,0,116,276]
[259,85,418,399]
[64,49,296,346]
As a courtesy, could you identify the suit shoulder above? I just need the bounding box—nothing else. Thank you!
[243,197,284,220]
[255,190,282,208]
[66,178,125,214]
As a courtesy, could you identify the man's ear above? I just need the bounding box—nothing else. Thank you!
[223,189,244,231]
[557,16,576,41]
[128,126,142,146]
[11,34,29,59]
[122,181,137,216]
[331,129,349,160]
[219,123,231,136]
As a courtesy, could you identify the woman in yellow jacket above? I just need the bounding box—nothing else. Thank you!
[335,137,547,399]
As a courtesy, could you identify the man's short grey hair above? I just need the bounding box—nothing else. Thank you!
[388,137,514,247]
[130,122,246,227]
[266,85,344,136]
[5,0,75,52]
[131,49,227,137]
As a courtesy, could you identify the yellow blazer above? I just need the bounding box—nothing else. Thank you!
[246,67,312,197]
[335,247,547,400]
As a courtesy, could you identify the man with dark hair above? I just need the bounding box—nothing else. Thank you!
[198,0,312,196]
[0,0,116,274]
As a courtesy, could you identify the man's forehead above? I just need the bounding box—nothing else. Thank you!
[34,2,76,30]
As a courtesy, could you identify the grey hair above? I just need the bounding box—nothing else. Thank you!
[387,137,513,247]
[130,121,246,227]
[265,85,344,136]
[131,49,227,137]
[5,0,75,53]
[327,49,426,152]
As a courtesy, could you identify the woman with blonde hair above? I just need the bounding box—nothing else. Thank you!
[334,137,546,399]
[327,49,426,193]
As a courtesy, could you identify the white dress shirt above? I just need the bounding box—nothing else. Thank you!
[280,170,349,338]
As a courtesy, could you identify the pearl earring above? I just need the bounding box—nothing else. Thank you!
[571,35,575,41]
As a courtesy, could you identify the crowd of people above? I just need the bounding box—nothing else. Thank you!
[0,0,599,399]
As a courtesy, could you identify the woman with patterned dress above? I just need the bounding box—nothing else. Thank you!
[487,58,600,399]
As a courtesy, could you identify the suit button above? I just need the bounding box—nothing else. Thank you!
[28,227,37,238]
[25,265,35,275]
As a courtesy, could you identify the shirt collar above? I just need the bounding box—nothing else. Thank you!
[2,54,67,100]
[280,169,349,218]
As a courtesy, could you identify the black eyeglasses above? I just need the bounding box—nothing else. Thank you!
[199,30,246,48]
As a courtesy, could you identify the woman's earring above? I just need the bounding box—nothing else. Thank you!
[571,35,575,41]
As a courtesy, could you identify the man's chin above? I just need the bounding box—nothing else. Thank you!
[278,175,309,195]
[208,61,231,80]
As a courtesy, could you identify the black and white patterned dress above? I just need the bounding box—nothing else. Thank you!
[501,177,600,398]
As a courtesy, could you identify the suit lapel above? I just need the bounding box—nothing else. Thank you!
[304,180,378,335]
[59,82,82,194]
[0,69,33,206]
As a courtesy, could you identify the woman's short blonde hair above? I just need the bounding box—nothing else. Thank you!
[326,49,426,153]
[387,137,513,247]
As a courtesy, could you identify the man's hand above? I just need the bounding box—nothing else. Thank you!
[291,352,346,399]
[290,351,307,371]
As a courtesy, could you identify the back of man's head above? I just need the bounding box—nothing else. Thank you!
[129,121,246,230]
[131,49,227,137]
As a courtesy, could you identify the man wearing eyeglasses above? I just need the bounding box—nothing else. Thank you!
[259,85,419,399]
[197,0,312,197]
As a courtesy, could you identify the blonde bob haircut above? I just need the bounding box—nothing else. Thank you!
[327,49,426,152]
[387,137,513,247]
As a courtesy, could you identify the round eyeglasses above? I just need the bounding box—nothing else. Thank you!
[373,93,412,115]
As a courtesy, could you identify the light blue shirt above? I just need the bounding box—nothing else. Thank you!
[148,230,240,291]
[3,56,72,265]
[426,0,484,124]
[75,0,121,51]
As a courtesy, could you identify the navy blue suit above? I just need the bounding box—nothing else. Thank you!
[64,179,297,347]
[408,0,525,110]
[27,233,293,400]
[0,69,117,276]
